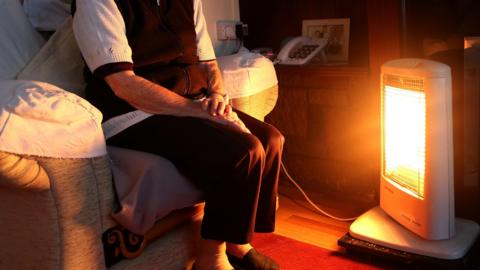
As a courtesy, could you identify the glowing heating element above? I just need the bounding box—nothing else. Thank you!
[383,85,425,198]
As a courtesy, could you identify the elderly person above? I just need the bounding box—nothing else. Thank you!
[72,0,283,269]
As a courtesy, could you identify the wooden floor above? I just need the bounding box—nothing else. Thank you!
[274,184,376,251]
[274,184,480,269]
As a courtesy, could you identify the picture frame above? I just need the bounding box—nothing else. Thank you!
[302,18,350,63]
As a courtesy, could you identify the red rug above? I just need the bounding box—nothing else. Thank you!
[252,233,401,270]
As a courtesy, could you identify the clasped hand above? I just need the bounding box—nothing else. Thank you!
[201,93,250,134]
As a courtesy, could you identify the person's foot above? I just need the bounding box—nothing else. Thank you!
[226,244,280,270]
[226,243,253,259]
[196,239,235,270]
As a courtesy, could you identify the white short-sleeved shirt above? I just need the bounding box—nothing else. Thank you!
[72,0,216,74]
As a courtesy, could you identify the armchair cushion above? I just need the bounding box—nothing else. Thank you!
[0,0,45,80]
[22,0,71,31]
[108,146,203,235]
[17,17,87,97]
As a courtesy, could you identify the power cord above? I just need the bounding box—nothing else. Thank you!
[280,161,359,222]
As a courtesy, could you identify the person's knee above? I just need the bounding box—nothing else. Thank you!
[243,135,266,164]
[220,135,265,187]
[264,126,284,152]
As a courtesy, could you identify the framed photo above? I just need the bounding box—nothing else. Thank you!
[302,18,350,63]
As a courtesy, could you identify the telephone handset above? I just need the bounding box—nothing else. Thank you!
[276,36,328,65]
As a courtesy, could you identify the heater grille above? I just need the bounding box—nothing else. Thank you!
[383,85,425,198]
[384,75,424,91]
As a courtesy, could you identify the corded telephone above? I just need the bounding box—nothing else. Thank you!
[276,36,328,65]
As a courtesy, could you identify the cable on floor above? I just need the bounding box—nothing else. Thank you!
[280,161,359,222]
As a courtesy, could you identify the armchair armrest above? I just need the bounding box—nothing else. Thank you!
[217,52,279,121]
[0,151,49,191]
[0,151,114,270]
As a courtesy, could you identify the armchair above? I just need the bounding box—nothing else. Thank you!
[0,77,206,270]
[0,136,204,269]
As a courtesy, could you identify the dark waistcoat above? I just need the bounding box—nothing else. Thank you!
[77,0,208,121]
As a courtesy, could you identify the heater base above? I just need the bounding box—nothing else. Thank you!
[338,233,479,270]
[338,207,480,269]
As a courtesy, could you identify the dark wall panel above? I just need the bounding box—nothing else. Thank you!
[239,0,370,66]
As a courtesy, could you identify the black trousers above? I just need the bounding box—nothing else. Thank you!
[107,110,284,244]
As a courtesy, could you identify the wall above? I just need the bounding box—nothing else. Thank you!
[402,0,480,57]
[201,0,240,56]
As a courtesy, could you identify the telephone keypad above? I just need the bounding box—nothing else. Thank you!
[289,45,320,59]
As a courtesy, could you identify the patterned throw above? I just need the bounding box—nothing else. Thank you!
[102,226,146,267]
